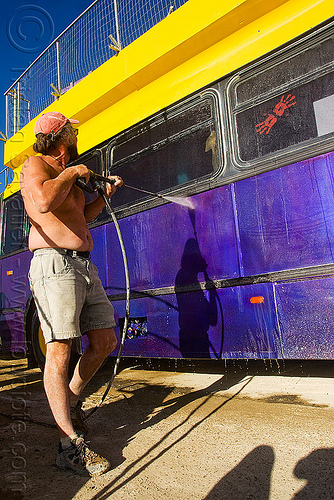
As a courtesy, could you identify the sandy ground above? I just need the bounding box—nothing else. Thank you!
[0,357,333,500]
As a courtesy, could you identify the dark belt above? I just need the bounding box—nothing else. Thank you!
[64,249,90,259]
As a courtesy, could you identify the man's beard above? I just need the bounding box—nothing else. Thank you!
[68,143,79,162]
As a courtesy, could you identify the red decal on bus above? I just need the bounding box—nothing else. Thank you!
[256,94,296,134]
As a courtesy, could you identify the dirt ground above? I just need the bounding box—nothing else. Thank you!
[0,357,333,500]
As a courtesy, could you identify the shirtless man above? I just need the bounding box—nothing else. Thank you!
[20,111,123,476]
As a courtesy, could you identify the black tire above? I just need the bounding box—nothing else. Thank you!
[30,305,82,373]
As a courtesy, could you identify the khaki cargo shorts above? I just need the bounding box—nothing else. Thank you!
[29,248,116,343]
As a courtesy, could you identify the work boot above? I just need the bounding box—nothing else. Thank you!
[56,436,111,476]
[70,400,89,436]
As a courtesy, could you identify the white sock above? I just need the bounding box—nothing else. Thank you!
[60,432,79,450]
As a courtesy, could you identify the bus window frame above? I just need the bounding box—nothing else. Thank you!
[68,147,104,178]
[103,90,224,217]
[0,191,29,258]
[227,19,334,173]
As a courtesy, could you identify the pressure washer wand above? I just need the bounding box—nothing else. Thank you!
[123,183,165,199]
[89,171,195,208]
[89,171,164,200]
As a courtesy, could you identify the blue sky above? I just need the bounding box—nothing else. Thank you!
[0,0,94,193]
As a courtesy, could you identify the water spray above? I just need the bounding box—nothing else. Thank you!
[121,183,195,209]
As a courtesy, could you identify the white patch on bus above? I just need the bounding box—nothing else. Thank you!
[313,94,334,136]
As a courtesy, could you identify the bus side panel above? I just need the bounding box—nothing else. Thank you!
[90,225,108,288]
[275,277,334,359]
[1,251,31,308]
[112,296,180,358]
[234,153,334,275]
[0,312,25,353]
[111,282,280,359]
[220,283,282,359]
[112,292,224,359]
[105,186,240,295]
[0,251,31,352]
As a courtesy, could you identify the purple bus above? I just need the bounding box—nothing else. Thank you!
[1,4,334,368]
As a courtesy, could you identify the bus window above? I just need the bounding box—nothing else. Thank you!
[108,96,219,208]
[1,193,28,255]
[229,30,334,166]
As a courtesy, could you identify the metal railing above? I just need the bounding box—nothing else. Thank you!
[4,0,188,139]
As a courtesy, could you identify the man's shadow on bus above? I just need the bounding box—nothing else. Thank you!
[175,230,224,359]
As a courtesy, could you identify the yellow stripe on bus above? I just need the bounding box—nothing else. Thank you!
[3,0,333,199]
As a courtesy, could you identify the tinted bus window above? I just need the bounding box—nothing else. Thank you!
[108,96,219,208]
[235,36,334,105]
[1,193,28,255]
[237,72,334,161]
[229,31,334,165]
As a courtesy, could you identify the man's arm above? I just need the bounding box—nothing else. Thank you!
[21,157,90,213]
[84,176,123,222]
